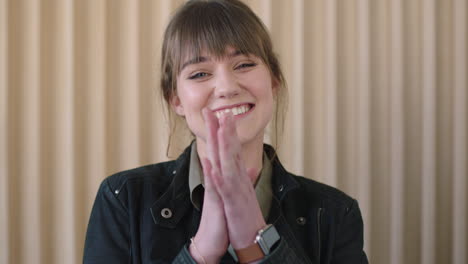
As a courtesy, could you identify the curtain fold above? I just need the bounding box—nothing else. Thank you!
[1,0,466,263]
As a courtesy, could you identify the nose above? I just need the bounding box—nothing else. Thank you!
[213,69,240,99]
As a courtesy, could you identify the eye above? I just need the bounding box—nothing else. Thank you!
[236,62,257,70]
[188,72,209,80]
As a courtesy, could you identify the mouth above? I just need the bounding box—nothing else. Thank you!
[212,103,254,119]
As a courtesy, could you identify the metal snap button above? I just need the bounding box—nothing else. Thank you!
[161,208,173,219]
[278,185,284,192]
[114,189,120,195]
[296,217,306,225]
[172,170,177,175]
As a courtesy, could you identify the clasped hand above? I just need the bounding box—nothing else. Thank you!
[190,108,267,264]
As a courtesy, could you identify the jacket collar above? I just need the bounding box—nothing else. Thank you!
[150,144,300,227]
[150,146,192,228]
[263,144,300,201]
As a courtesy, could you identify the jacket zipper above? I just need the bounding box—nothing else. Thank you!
[317,207,323,263]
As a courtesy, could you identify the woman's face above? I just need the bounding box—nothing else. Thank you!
[172,46,277,146]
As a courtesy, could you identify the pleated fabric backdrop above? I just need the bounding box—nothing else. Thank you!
[1,0,467,263]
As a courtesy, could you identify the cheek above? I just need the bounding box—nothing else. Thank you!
[254,76,275,105]
[250,69,274,95]
[248,79,274,122]
[178,85,209,110]
[176,84,210,136]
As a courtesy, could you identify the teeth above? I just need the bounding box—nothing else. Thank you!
[214,104,251,118]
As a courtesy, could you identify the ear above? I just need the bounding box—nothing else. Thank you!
[271,77,280,96]
[170,94,185,116]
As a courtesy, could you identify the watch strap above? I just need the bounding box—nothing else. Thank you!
[228,224,280,263]
[235,243,265,264]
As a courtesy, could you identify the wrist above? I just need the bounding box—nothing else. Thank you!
[189,239,206,264]
[228,224,280,264]
[228,215,266,249]
[189,236,223,264]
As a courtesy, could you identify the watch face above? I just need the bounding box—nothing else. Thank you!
[257,224,280,255]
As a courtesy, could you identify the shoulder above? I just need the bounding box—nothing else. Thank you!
[265,144,357,210]
[289,173,357,210]
[94,159,184,212]
[294,175,355,204]
[104,145,193,192]
[103,160,178,193]
[98,145,192,209]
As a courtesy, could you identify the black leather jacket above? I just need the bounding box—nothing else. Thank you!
[83,145,368,263]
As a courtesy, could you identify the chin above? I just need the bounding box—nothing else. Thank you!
[236,127,265,147]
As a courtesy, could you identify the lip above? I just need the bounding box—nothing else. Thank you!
[210,103,254,112]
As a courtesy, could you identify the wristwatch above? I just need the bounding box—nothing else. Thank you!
[228,224,281,263]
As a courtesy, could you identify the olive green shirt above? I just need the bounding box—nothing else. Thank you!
[188,142,273,220]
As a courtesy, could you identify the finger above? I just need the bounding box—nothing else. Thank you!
[201,157,225,191]
[226,112,241,155]
[224,117,258,185]
[202,108,221,171]
[218,112,242,178]
[200,158,214,189]
[246,167,258,184]
[237,151,257,185]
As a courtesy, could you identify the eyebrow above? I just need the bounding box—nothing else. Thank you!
[180,50,244,71]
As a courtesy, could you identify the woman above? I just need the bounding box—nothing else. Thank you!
[83,0,368,263]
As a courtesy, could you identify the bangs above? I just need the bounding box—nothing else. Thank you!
[168,0,270,74]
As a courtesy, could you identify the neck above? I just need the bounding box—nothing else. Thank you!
[196,137,264,180]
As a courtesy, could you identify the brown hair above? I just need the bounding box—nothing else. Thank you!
[160,0,287,157]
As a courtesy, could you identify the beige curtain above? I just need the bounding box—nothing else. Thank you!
[1,0,467,263]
